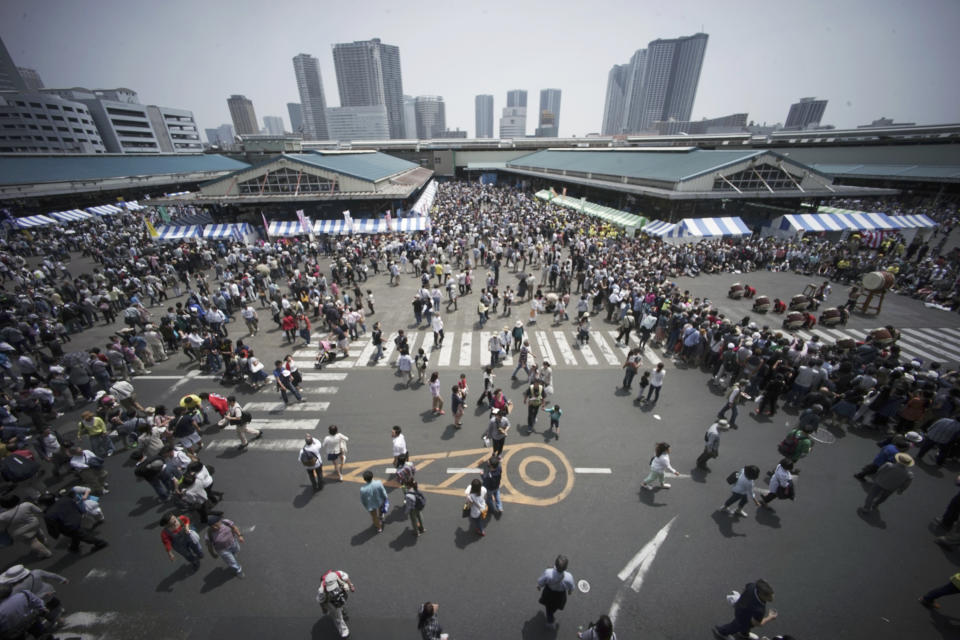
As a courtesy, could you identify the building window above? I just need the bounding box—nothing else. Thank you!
[713,163,799,192]
[52,115,64,121]
[29,102,41,108]
[68,117,78,123]
[63,106,74,112]
[237,167,336,195]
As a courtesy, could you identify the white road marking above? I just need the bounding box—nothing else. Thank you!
[939,327,960,340]
[610,516,677,625]
[60,611,120,629]
[248,419,323,430]
[592,331,621,365]
[383,467,397,474]
[901,328,960,359]
[580,340,599,366]
[407,331,422,355]
[574,468,613,474]
[243,401,332,412]
[300,372,348,381]
[653,414,661,420]
[83,568,127,580]
[476,332,489,367]
[378,331,398,367]
[327,359,357,368]
[146,375,188,380]
[204,438,307,451]
[554,331,578,365]
[446,467,482,474]
[643,346,662,366]
[535,331,556,367]
[438,331,454,366]
[353,338,378,366]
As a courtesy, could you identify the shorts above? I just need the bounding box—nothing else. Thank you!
[327,452,341,461]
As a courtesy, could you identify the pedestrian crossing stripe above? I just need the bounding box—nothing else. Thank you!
[244,419,324,431]
[790,326,960,365]
[244,399,334,412]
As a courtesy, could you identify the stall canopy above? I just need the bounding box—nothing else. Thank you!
[87,204,124,216]
[155,225,201,240]
[816,206,896,230]
[410,180,437,216]
[49,209,93,223]
[534,190,648,230]
[267,220,308,237]
[202,223,254,239]
[125,201,145,211]
[775,212,869,233]
[14,214,57,228]
[886,214,937,229]
[641,220,678,237]
[313,217,430,235]
[674,216,752,239]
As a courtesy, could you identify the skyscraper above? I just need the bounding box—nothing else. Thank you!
[402,95,417,138]
[613,32,709,134]
[292,53,329,140]
[500,89,528,138]
[601,64,630,135]
[0,37,26,92]
[227,94,258,136]
[507,90,527,108]
[287,102,303,135]
[326,105,389,140]
[475,94,493,138]
[414,96,446,139]
[263,116,285,135]
[332,38,405,139]
[537,89,562,137]
[785,97,828,130]
[16,67,43,91]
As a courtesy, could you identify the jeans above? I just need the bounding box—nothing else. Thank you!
[89,433,115,458]
[512,362,529,379]
[374,343,383,361]
[171,530,204,566]
[527,403,540,428]
[622,368,636,389]
[717,402,738,425]
[491,350,499,366]
[862,485,893,511]
[470,513,486,533]
[923,581,960,603]
[724,492,749,511]
[147,476,170,500]
[485,488,502,512]
[279,383,302,404]
[646,385,662,403]
[216,542,242,574]
[917,438,950,465]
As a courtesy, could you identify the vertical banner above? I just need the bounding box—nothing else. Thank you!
[296,209,314,240]
[342,210,353,234]
[158,206,171,223]
[385,210,395,232]
[144,217,159,238]
[261,211,270,238]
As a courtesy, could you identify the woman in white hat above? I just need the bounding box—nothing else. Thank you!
[0,563,68,610]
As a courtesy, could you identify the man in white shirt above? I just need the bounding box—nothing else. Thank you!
[391,426,407,469]
[299,434,324,491]
[241,305,259,336]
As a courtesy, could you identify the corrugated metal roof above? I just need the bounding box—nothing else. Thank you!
[284,151,419,182]
[0,154,249,186]
[810,162,960,180]
[507,148,764,183]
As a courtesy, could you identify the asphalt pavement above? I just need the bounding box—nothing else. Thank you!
[2,242,960,640]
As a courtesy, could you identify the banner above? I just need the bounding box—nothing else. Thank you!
[385,211,395,231]
[158,206,171,223]
[343,210,353,233]
[261,211,270,237]
[144,218,159,238]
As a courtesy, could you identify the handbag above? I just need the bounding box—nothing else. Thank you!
[726,470,738,485]
[462,504,471,518]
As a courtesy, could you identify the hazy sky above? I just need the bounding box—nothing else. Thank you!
[2,0,959,139]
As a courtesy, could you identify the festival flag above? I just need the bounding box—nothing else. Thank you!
[342,210,353,233]
[385,210,394,231]
[261,211,270,237]
[158,206,171,223]
[144,217,159,238]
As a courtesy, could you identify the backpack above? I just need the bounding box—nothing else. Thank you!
[322,572,348,607]
[396,462,416,485]
[413,489,426,510]
[778,430,802,456]
[239,410,253,424]
[0,454,39,482]
[300,447,318,467]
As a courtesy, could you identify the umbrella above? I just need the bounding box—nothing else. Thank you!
[61,350,90,369]
[255,264,270,275]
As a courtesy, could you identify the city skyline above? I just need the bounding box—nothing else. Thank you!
[1,0,958,139]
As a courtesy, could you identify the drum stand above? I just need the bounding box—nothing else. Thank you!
[856,290,885,315]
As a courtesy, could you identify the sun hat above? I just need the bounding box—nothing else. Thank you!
[0,565,29,584]
[894,453,915,467]
[904,431,923,444]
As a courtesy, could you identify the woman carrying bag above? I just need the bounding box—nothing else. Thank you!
[463,478,488,537]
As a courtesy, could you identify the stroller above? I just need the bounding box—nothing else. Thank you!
[314,340,338,369]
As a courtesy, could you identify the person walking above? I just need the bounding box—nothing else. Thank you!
[273,360,303,404]
[159,512,204,570]
[486,410,510,457]
[392,426,408,469]
[524,379,545,432]
[760,459,795,507]
[464,478,488,536]
[545,403,562,440]
[915,417,960,466]
[640,442,680,490]
[225,396,261,451]
[77,411,114,459]
[919,571,960,609]
[716,383,742,428]
[452,385,465,428]
[713,579,778,640]
[322,425,349,481]
[0,496,52,558]
[621,348,641,391]
[853,436,909,481]
[417,601,446,640]
[360,470,388,533]
[371,322,384,362]
[489,333,502,367]
[317,569,355,638]
[404,480,427,537]
[858,453,914,515]
[536,554,575,630]
[578,615,616,639]
[205,515,245,578]
[512,339,532,380]
[299,434,325,491]
[431,313,445,348]
[482,456,504,515]
[429,372,445,415]
[645,362,665,405]
[696,420,727,470]
[721,465,762,517]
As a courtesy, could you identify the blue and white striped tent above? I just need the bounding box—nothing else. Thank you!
[267,220,308,237]
[641,220,677,237]
[202,223,254,239]
[665,217,752,243]
[49,209,93,223]
[815,206,897,230]
[396,217,429,232]
[14,214,58,228]
[766,210,898,238]
[886,214,937,229]
[124,201,145,211]
[155,225,201,240]
[87,204,124,216]
[313,219,352,235]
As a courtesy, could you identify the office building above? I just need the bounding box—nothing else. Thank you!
[601,64,630,135]
[17,67,43,91]
[287,102,303,135]
[325,105,389,140]
[436,129,467,139]
[263,115,285,135]
[0,37,26,92]
[414,96,446,139]
[613,32,709,134]
[785,97,828,130]
[507,90,527,108]
[537,88,562,137]
[292,53,329,140]
[475,94,493,138]
[332,38,405,138]
[206,123,235,146]
[227,94,258,136]
[499,106,526,138]
[0,91,106,153]
[205,127,222,146]
[652,113,748,135]
[403,95,417,138]
[146,105,203,152]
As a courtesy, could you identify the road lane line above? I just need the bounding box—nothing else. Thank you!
[299,372,348,381]
[446,467,482,474]
[535,331,556,367]
[574,468,613,474]
[377,332,398,367]
[438,331,454,366]
[554,331,578,365]
[592,331,621,365]
[353,338,378,367]
[579,340,599,366]
[478,332,490,367]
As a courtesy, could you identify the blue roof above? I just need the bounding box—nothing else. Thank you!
[507,148,766,183]
[284,151,419,182]
[0,154,249,186]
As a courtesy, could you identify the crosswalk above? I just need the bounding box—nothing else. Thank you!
[788,326,960,366]
[282,328,664,372]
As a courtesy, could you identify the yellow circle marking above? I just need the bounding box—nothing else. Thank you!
[500,443,575,506]
[519,455,555,487]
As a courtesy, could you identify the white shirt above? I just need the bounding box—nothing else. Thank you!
[650,453,677,474]
[299,439,324,470]
[392,434,407,457]
[651,369,665,387]
[322,433,348,456]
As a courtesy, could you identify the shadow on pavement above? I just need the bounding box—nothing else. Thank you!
[155,563,195,592]
[310,617,341,639]
[292,485,319,509]
[388,527,419,551]
[200,566,236,593]
[755,506,781,529]
[856,508,887,529]
[638,489,667,508]
[453,525,484,549]
[711,509,747,538]
[350,526,379,546]
[520,611,559,639]
[127,495,163,517]
[441,424,461,441]
[690,467,709,484]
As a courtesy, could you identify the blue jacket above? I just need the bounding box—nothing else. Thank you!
[872,443,900,467]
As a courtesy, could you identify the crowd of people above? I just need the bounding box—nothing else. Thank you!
[0,180,957,637]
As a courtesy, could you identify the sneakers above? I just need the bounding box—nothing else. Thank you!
[252,432,263,442]
[661,483,671,489]
[736,509,748,517]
